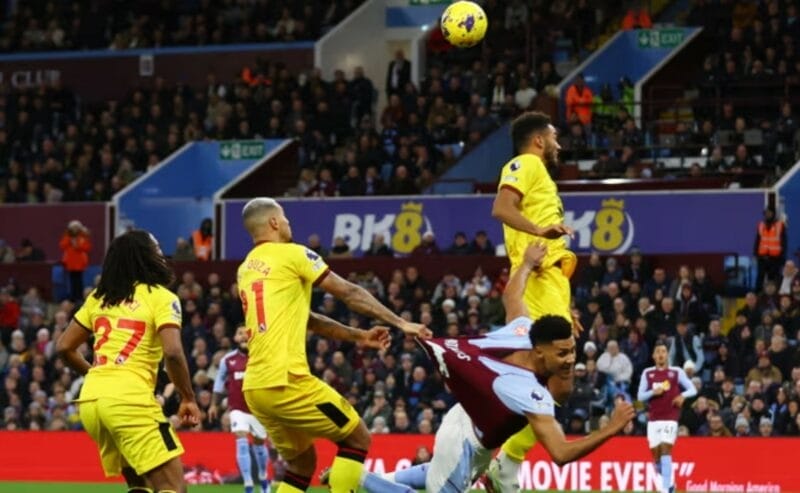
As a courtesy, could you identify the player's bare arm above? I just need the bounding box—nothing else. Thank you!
[56,320,93,376]
[503,243,547,321]
[159,326,201,427]
[526,399,635,466]
[308,312,391,350]
[318,272,432,338]
[492,188,574,239]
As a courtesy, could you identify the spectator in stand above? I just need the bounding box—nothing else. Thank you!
[329,236,352,259]
[173,238,196,262]
[447,232,471,255]
[754,207,787,290]
[364,234,393,257]
[15,239,45,262]
[190,218,213,262]
[387,165,418,195]
[621,6,653,30]
[469,231,494,255]
[778,261,798,295]
[59,220,91,302]
[0,240,15,263]
[565,73,593,126]
[670,319,705,373]
[386,50,411,98]
[307,234,329,258]
[411,233,440,257]
[597,339,633,403]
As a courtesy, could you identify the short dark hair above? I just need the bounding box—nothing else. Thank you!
[653,340,669,351]
[530,315,573,346]
[511,111,551,154]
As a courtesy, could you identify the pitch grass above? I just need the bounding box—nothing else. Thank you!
[0,484,588,493]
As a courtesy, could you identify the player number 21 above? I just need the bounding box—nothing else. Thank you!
[93,316,147,366]
[240,281,267,334]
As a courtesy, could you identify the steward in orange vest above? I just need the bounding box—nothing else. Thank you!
[754,208,787,289]
[191,218,213,261]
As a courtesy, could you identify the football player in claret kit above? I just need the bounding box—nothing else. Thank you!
[56,230,200,493]
[339,243,635,493]
[637,341,698,493]
[209,326,271,493]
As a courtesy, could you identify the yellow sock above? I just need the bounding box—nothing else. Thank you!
[501,425,537,462]
[329,448,367,493]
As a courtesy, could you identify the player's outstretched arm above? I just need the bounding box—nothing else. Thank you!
[503,242,547,321]
[308,312,391,350]
[159,327,201,427]
[56,320,93,376]
[527,399,635,466]
[318,272,431,338]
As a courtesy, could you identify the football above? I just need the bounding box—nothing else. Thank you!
[440,1,488,48]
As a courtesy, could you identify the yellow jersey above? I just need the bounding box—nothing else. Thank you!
[498,153,569,270]
[74,284,182,401]
[238,242,330,390]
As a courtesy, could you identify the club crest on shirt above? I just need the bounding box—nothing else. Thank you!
[513,324,529,336]
[503,175,518,183]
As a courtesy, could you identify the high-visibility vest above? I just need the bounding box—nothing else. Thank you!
[757,221,784,256]
[192,230,213,261]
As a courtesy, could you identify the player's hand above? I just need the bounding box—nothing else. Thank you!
[207,404,219,422]
[360,326,392,350]
[534,224,575,239]
[672,395,686,408]
[399,321,432,339]
[609,399,635,433]
[523,242,547,269]
[178,399,202,428]
[653,385,665,396]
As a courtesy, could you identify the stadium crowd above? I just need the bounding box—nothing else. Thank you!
[2,242,800,440]
[0,0,363,51]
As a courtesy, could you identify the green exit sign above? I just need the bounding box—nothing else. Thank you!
[637,29,684,49]
[219,140,265,160]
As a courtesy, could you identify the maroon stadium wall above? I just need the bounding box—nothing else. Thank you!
[0,203,108,264]
[0,43,313,103]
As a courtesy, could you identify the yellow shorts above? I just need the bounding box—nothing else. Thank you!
[522,263,572,321]
[78,396,183,477]
[244,373,360,461]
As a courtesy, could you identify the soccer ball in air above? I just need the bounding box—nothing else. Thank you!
[440,1,488,48]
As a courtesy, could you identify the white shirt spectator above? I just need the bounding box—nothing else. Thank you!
[596,340,633,383]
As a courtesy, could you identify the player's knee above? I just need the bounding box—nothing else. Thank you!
[252,436,265,445]
[234,431,249,439]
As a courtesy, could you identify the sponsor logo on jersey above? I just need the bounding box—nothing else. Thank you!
[234,371,245,380]
[510,160,521,171]
[531,390,544,401]
[513,324,529,336]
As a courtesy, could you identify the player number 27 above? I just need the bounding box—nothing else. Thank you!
[93,316,146,366]
[240,281,268,334]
